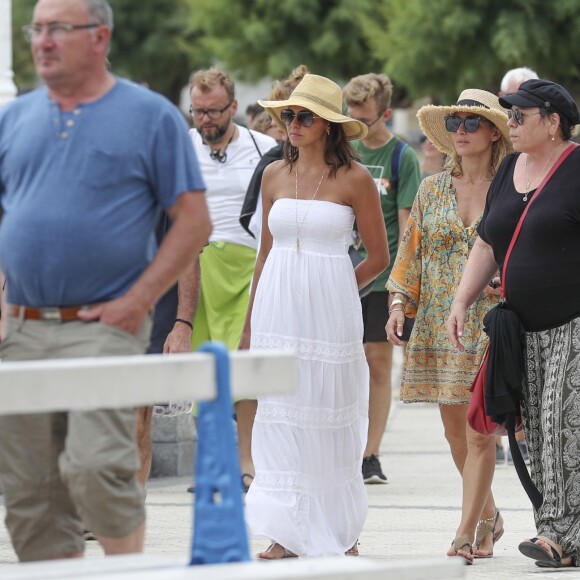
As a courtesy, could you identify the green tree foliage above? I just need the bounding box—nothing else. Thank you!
[186,0,383,83]
[360,0,580,101]
[109,0,211,102]
[12,0,580,103]
[11,0,37,92]
[187,0,580,102]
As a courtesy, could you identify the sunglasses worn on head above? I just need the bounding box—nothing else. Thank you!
[444,115,486,133]
[280,109,321,127]
[507,109,542,125]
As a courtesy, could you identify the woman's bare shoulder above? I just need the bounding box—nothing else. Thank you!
[263,159,288,179]
[346,160,374,178]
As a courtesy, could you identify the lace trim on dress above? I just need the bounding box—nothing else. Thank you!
[257,400,360,430]
[252,333,364,364]
[254,466,361,494]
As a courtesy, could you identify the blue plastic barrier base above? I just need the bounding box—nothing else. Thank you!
[189,342,251,565]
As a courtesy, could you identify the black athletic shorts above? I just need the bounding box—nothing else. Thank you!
[362,292,389,343]
[362,291,414,343]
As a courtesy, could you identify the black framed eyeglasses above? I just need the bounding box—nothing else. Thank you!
[444,115,487,133]
[22,23,99,42]
[189,102,233,121]
[279,109,320,128]
[507,109,542,125]
[359,112,385,128]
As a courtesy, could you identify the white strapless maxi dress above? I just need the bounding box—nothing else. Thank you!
[245,198,369,557]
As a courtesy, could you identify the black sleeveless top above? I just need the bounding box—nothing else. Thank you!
[478,148,580,331]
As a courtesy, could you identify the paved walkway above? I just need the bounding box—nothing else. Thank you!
[0,402,577,578]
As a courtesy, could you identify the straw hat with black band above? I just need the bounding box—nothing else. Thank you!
[417,89,512,159]
[258,74,368,142]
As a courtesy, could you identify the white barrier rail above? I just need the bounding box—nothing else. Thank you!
[0,553,466,579]
[0,349,465,579]
[0,350,296,414]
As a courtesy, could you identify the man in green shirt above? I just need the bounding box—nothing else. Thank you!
[344,73,421,483]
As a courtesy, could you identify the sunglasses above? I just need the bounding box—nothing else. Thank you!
[507,110,542,125]
[444,115,486,133]
[280,109,321,128]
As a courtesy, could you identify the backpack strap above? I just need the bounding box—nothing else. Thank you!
[390,138,408,193]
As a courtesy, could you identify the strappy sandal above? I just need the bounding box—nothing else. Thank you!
[474,509,504,558]
[519,537,574,568]
[449,536,474,565]
[257,542,298,560]
[345,539,359,556]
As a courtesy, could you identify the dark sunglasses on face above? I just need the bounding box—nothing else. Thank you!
[444,115,486,133]
[280,109,321,127]
[507,109,542,125]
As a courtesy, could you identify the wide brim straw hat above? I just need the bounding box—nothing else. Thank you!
[417,89,513,157]
[258,74,368,141]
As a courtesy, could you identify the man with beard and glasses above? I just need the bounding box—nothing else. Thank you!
[180,68,276,492]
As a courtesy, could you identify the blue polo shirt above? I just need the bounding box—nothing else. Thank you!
[0,78,205,307]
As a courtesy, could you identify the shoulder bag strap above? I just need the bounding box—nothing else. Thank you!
[501,143,578,299]
[247,127,263,158]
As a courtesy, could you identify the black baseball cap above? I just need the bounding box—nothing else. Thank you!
[499,79,580,125]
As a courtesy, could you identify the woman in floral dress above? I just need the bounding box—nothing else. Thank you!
[385,89,512,564]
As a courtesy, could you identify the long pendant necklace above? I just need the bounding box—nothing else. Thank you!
[295,165,327,252]
[522,147,557,201]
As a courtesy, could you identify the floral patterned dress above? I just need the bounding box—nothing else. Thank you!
[387,171,498,404]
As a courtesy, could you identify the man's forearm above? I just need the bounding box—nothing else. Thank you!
[126,192,211,313]
[453,237,497,309]
[176,257,201,322]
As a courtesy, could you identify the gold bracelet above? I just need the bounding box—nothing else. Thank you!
[390,298,407,309]
[389,304,405,315]
[392,293,409,303]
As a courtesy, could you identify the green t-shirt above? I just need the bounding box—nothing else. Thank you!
[352,137,421,291]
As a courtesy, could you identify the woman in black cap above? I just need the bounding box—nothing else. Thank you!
[448,79,580,569]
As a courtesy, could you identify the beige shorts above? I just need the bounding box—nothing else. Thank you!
[0,317,151,562]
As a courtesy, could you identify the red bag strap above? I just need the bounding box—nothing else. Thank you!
[501,143,578,299]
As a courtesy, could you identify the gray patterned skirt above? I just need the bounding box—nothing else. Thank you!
[524,315,580,564]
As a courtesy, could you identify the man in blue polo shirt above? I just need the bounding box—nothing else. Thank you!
[0,0,211,562]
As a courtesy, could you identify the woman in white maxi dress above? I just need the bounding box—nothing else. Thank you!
[240,74,389,559]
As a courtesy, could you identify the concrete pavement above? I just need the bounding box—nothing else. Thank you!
[0,402,577,579]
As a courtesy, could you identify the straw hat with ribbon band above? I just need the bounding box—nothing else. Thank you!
[417,89,512,158]
[258,74,368,142]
